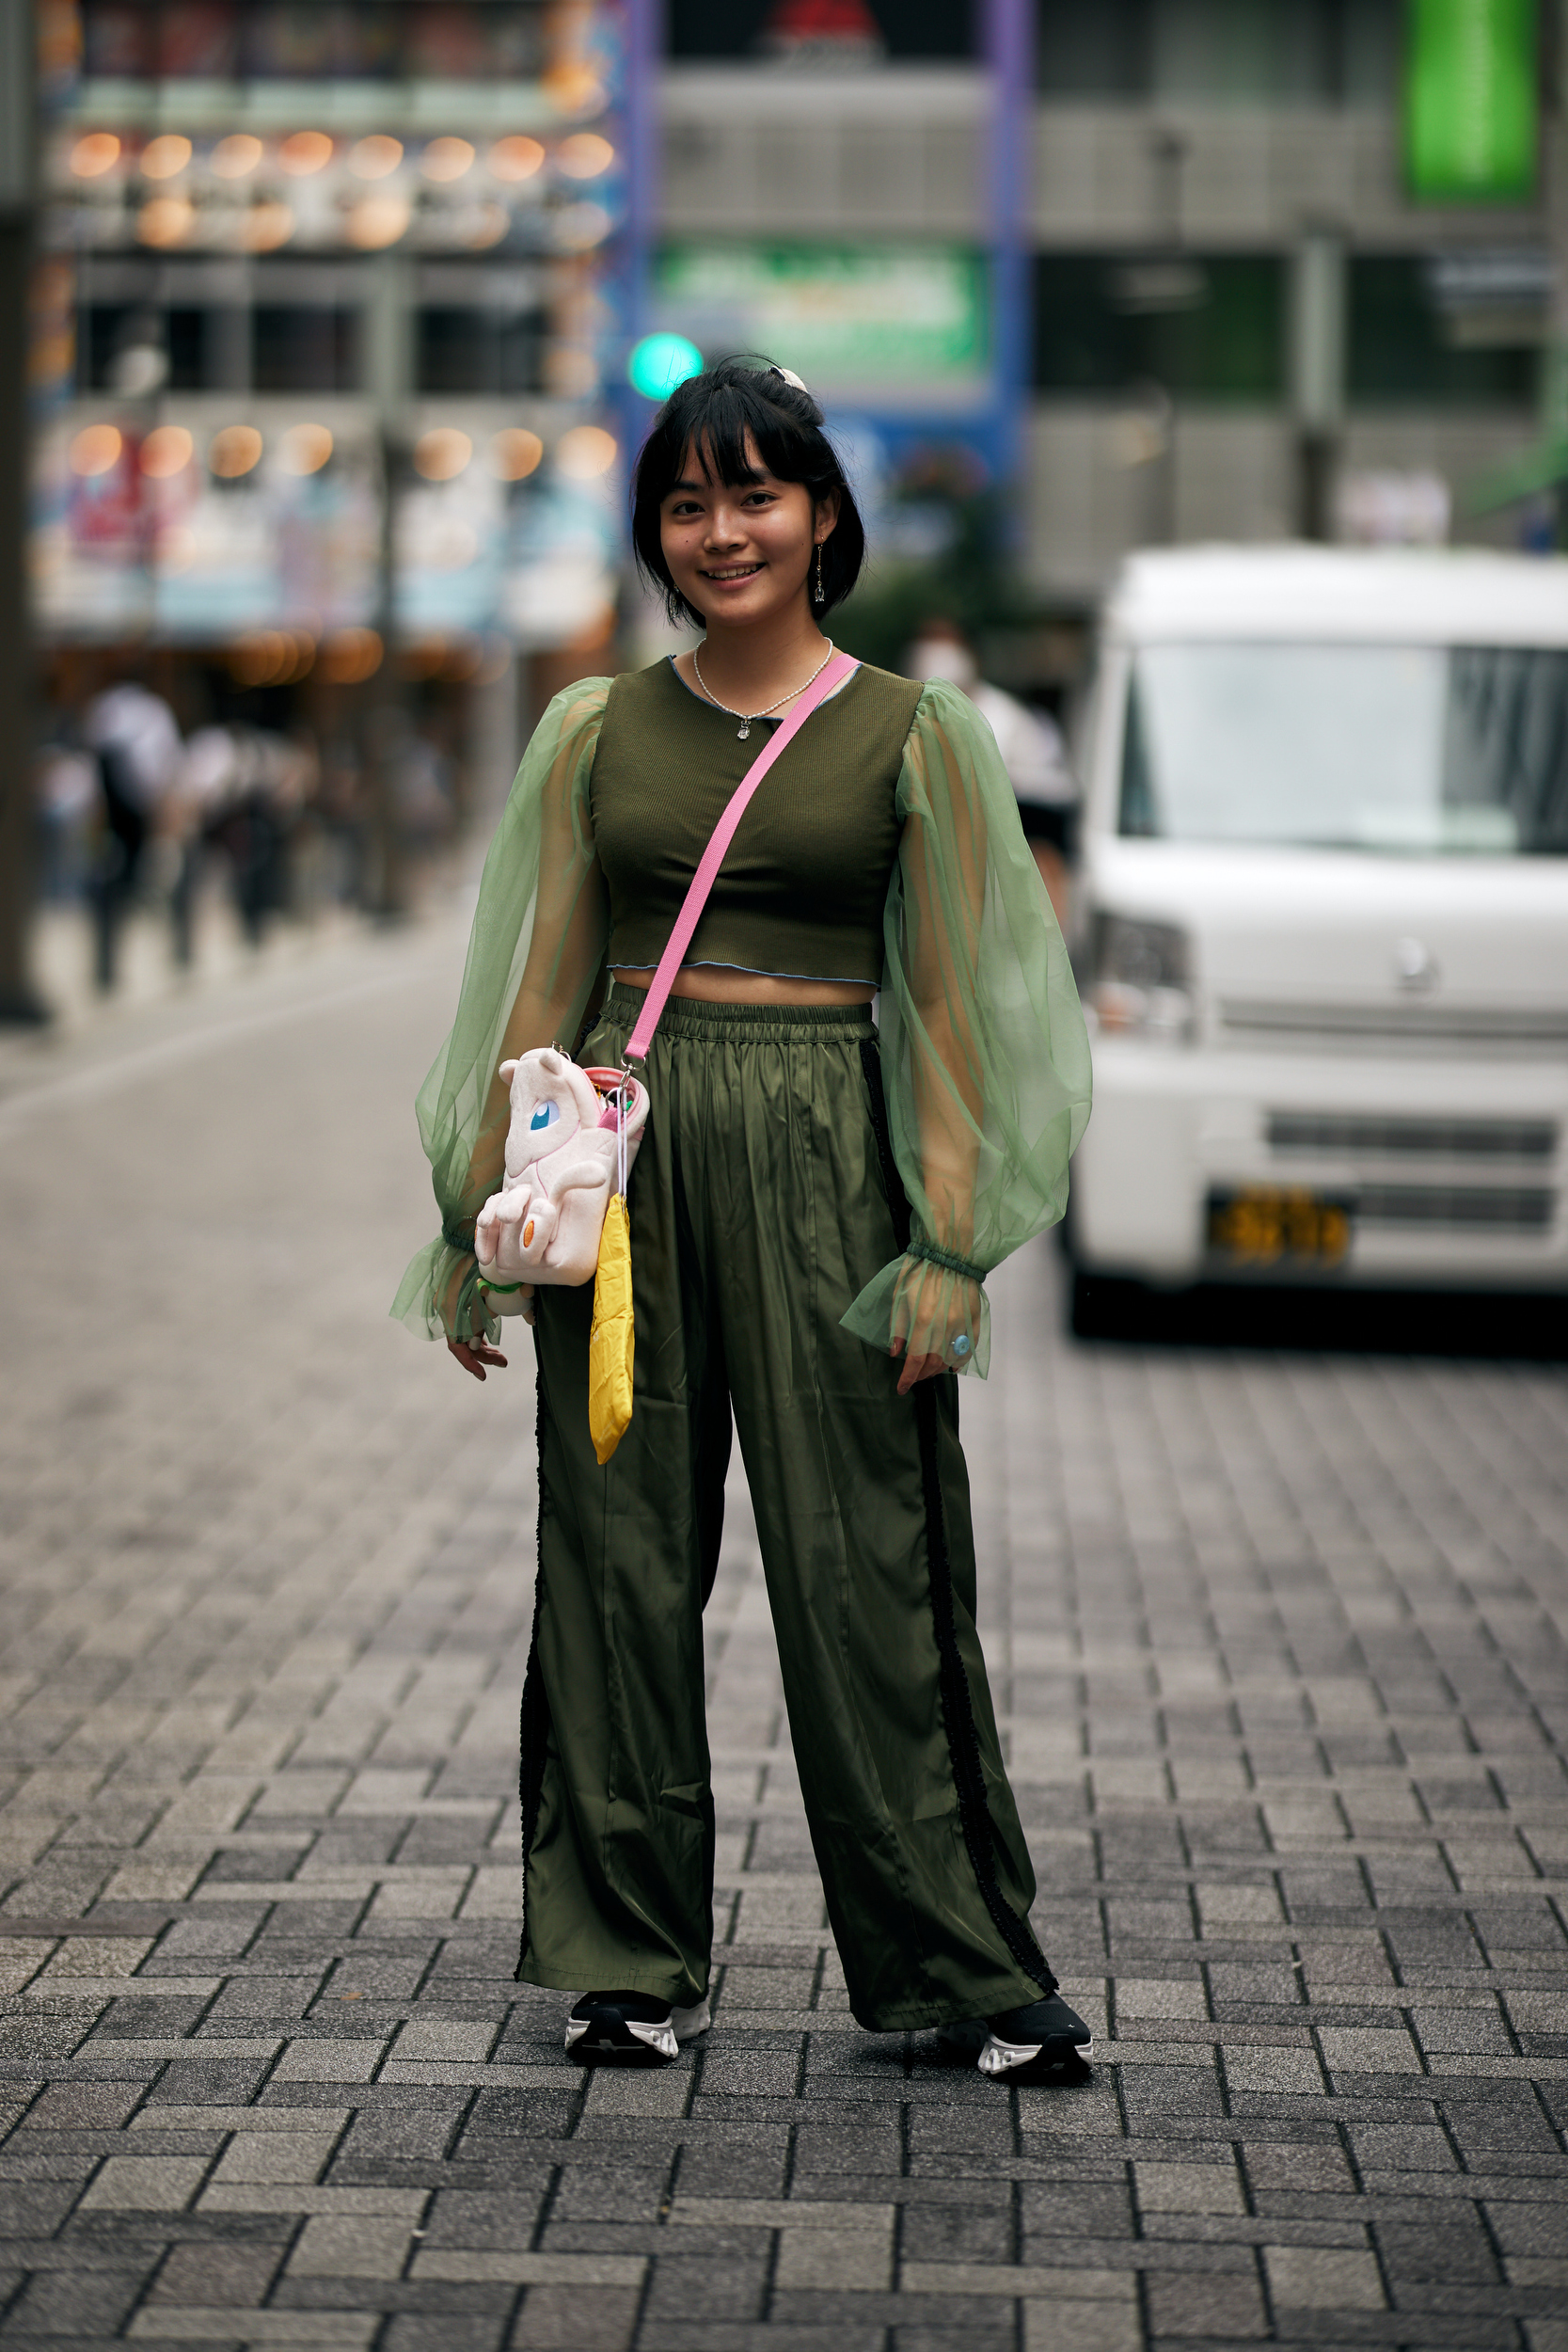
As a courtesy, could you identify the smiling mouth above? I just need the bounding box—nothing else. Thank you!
[701,562,764,580]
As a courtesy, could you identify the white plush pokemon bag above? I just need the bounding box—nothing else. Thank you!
[473,1050,647,1289]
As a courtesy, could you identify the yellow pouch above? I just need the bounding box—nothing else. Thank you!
[588,1192,634,1466]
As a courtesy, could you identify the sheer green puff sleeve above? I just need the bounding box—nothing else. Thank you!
[391,679,611,1343]
[841,678,1092,1376]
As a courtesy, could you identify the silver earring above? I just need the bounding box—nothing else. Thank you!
[814,543,825,604]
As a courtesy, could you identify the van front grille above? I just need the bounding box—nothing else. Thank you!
[1218,1000,1568,1057]
[1268,1113,1557,1161]
[1355,1185,1555,1231]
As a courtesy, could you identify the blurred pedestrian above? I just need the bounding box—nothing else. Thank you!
[238,729,310,943]
[192,724,309,948]
[82,676,182,991]
[316,728,371,906]
[395,360,1093,2083]
[34,744,99,903]
[378,706,458,864]
[906,620,1078,929]
[175,723,245,964]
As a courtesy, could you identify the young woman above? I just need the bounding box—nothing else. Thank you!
[394,360,1093,2080]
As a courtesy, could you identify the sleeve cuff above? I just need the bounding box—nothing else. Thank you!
[390,1238,496,1344]
[840,1251,991,1378]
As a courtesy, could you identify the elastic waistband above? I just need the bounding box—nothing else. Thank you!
[600,978,876,1045]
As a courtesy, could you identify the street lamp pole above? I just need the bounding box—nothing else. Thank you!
[1291,225,1346,541]
[0,0,48,1023]
[980,0,1033,500]
[1551,0,1568,545]
[364,247,413,922]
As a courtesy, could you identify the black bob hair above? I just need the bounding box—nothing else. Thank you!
[630,357,866,628]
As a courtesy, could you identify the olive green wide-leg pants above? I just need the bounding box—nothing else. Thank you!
[517,985,1057,2031]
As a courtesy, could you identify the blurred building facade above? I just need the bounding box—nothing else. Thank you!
[661,0,1559,612]
[27,0,1563,760]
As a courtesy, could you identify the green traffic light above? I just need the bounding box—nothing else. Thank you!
[628,332,704,401]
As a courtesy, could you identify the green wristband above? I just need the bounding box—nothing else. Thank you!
[905,1238,988,1285]
[475,1275,529,1295]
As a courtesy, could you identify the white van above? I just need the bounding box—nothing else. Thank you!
[1067,546,1568,1326]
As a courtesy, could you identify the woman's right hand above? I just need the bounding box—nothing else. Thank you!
[447,1335,509,1382]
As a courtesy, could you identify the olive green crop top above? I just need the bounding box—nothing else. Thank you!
[590,657,923,983]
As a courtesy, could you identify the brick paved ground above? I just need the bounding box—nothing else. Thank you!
[0,919,1565,2351]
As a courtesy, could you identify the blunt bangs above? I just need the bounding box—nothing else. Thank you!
[631,356,866,628]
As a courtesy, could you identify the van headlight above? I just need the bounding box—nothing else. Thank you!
[1086,914,1196,1043]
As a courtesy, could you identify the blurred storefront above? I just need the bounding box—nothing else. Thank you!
[32,0,650,930]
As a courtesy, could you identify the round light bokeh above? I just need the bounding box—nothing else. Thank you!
[346,195,410,249]
[240,201,295,252]
[488,135,544,183]
[211,134,263,180]
[349,135,404,181]
[69,423,123,477]
[628,332,704,402]
[488,428,544,481]
[278,132,334,176]
[414,428,474,482]
[320,628,384,684]
[209,424,263,479]
[140,425,195,478]
[279,422,334,476]
[556,133,614,181]
[141,134,192,180]
[70,133,120,178]
[421,137,475,183]
[137,197,195,247]
[557,424,618,481]
[464,201,510,249]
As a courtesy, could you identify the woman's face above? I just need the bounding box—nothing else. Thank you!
[659,432,836,629]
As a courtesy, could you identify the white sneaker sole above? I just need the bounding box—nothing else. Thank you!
[977,2027,1092,2076]
[564,1995,711,2061]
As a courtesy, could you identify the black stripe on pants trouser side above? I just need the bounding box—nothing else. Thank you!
[858,1036,1057,2004]
[517,1380,551,1976]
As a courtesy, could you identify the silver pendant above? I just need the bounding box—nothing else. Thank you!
[736,721,751,739]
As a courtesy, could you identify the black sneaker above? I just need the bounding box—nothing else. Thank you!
[942,1993,1093,2077]
[563,1990,711,2063]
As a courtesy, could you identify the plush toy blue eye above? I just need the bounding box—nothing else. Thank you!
[530,1100,561,1133]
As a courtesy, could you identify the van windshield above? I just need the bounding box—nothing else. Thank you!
[1119,643,1568,853]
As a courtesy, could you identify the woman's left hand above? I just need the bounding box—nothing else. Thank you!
[891,1339,948,1393]
[888,1258,980,1394]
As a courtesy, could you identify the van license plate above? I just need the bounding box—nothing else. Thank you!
[1206,1185,1354,1268]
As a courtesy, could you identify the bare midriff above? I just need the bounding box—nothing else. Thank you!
[609,965,875,1008]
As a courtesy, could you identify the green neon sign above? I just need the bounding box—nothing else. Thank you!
[655,245,989,398]
[1404,0,1538,202]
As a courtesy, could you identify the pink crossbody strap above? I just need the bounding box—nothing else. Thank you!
[623,649,859,1064]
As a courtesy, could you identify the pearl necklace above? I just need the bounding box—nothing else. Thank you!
[690,640,836,739]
